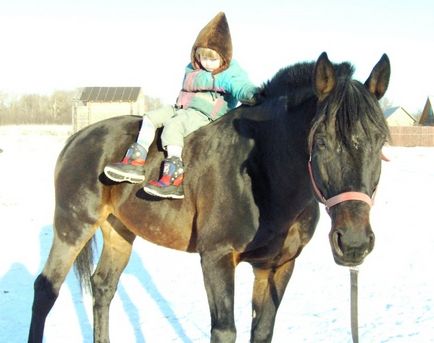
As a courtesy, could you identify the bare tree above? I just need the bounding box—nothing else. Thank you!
[0,90,163,125]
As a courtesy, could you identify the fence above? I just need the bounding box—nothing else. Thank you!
[389,126,434,146]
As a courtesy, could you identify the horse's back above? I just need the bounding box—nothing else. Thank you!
[57,115,142,172]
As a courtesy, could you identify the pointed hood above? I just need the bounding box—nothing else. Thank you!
[191,12,233,74]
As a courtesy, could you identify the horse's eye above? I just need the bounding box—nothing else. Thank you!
[315,137,326,149]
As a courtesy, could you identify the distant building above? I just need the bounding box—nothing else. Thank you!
[418,96,434,126]
[384,106,416,126]
[72,87,146,132]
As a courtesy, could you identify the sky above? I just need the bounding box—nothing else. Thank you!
[1,0,433,113]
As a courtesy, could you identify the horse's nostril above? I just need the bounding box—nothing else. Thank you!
[368,232,375,250]
[332,231,344,257]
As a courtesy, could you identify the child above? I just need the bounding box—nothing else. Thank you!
[104,12,260,199]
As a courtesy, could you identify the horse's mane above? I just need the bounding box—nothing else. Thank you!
[261,62,316,108]
[262,60,390,146]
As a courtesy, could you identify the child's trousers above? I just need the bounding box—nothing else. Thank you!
[145,105,211,148]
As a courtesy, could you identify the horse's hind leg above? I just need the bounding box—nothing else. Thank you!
[250,260,295,343]
[28,222,98,343]
[91,216,135,343]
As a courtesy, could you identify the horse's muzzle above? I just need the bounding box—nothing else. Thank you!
[328,203,375,266]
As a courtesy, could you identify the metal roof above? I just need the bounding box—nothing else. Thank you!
[419,96,434,125]
[384,106,416,121]
[79,87,141,102]
[384,106,400,118]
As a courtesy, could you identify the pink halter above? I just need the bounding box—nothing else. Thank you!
[307,157,374,210]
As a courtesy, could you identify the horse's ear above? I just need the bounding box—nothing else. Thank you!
[364,54,391,100]
[313,52,336,101]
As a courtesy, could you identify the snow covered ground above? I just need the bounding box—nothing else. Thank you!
[0,125,433,342]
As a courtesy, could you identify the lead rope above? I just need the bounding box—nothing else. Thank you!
[350,266,359,343]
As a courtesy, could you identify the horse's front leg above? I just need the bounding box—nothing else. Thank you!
[200,250,237,343]
[250,259,295,343]
[91,217,135,343]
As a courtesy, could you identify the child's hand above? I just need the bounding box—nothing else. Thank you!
[240,89,264,106]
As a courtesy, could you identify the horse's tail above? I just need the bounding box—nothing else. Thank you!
[73,237,96,293]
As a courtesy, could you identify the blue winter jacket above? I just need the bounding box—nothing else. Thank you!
[176,60,258,120]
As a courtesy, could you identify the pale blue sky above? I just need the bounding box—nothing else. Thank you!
[1,0,433,112]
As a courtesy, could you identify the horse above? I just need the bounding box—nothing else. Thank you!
[28,52,390,343]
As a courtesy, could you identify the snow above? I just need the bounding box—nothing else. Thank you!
[0,125,433,342]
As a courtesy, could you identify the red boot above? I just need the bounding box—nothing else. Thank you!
[104,143,147,183]
[143,156,184,199]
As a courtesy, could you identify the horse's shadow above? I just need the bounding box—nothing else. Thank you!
[120,241,193,342]
[0,263,35,342]
[0,224,192,342]
[0,225,94,342]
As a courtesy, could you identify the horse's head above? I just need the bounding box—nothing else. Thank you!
[308,52,390,266]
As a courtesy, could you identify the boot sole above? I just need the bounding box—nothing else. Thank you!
[143,186,184,199]
[104,166,145,184]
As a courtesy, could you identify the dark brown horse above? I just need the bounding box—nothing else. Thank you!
[28,52,390,342]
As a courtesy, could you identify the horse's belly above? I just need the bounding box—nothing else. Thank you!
[115,202,196,252]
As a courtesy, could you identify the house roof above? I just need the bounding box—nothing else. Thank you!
[419,96,434,125]
[79,87,141,103]
[384,106,416,121]
[384,106,400,118]
[426,96,434,110]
